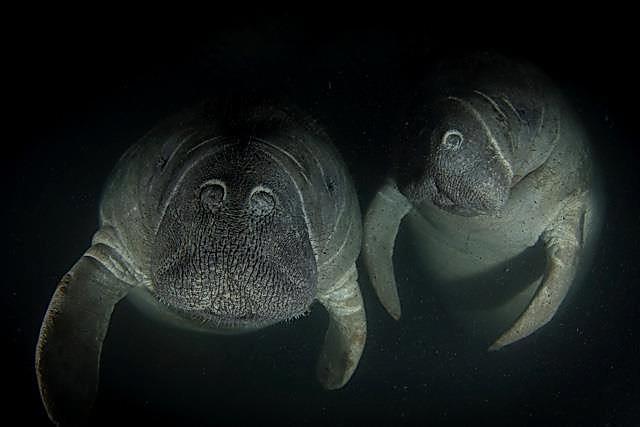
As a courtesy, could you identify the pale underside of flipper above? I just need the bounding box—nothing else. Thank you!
[316,264,366,389]
[362,181,413,320]
[36,247,134,426]
[490,190,592,350]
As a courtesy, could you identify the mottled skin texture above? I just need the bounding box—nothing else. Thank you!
[363,53,600,350]
[36,106,365,426]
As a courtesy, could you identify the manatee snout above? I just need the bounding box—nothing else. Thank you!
[152,152,318,328]
[153,208,317,328]
[423,167,509,216]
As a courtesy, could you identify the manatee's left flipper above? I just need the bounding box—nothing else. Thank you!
[36,246,134,426]
[316,264,367,389]
[490,190,592,350]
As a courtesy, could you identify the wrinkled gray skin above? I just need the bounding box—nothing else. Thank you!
[36,106,365,426]
[364,53,601,350]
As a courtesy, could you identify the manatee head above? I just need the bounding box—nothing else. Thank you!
[398,96,513,216]
[151,139,316,330]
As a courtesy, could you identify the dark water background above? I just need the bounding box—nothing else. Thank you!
[5,11,639,426]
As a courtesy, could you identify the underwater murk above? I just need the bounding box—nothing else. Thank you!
[6,15,640,427]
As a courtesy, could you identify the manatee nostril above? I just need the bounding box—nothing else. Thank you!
[249,186,276,216]
[442,129,464,151]
[199,180,226,211]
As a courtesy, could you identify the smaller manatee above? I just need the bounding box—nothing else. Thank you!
[36,104,365,426]
[363,52,602,350]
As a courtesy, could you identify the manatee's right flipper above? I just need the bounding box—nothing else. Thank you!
[36,247,133,426]
[316,264,366,390]
[490,190,594,350]
[362,180,413,319]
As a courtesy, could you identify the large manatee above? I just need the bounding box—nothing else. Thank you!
[363,53,601,349]
[36,105,365,425]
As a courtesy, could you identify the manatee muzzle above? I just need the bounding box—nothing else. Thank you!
[424,168,509,216]
[151,206,317,329]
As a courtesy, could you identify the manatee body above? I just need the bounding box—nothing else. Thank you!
[364,53,601,349]
[36,105,365,425]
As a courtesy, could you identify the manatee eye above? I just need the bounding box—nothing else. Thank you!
[249,186,276,216]
[199,180,226,211]
[442,129,464,150]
